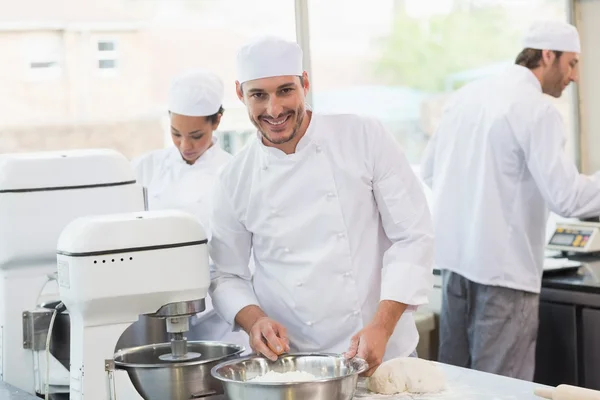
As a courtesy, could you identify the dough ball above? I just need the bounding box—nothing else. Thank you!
[366,357,447,395]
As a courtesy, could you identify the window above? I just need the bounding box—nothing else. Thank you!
[96,39,119,74]
[22,33,62,80]
[1,0,578,164]
[306,0,577,165]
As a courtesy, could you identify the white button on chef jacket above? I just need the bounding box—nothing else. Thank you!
[132,139,251,348]
[421,64,600,294]
[209,113,434,360]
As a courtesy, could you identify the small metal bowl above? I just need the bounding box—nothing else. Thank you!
[114,340,244,400]
[211,353,368,400]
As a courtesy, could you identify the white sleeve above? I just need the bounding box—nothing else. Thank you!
[208,177,259,326]
[131,157,144,181]
[369,119,435,309]
[420,132,437,189]
[519,105,600,218]
[421,96,455,189]
[130,153,151,188]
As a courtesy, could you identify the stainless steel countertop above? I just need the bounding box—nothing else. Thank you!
[539,255,600,307]
[543,255,600,294]
[0,363,551,399]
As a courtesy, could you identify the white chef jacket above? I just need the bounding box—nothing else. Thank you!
[421,64,600,294]
[132,139,232,232]
[132,139,250,348]
[209,113,434,360]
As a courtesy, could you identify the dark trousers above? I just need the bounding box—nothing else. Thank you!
[438,270,539,380]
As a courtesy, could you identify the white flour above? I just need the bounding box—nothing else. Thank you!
[248,370,317,383]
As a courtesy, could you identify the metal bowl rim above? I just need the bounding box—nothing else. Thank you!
[113,340,245,369]
[210,352,368,386]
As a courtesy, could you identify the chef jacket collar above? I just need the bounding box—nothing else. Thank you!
[170,136,221,166]
[511,64,542,93]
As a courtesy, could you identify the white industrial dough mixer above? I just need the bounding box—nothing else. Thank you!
[57,209,244,399]
[0,149,145,397]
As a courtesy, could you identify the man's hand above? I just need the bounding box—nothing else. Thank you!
[344,323,391,376]
[249,317,290,361]
[345,300,408,376]
[235,305,290,361]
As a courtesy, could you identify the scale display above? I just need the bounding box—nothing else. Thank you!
[548,228,593,249]
[547,221,600,253]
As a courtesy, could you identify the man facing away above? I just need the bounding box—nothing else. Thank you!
[421,20,600,380]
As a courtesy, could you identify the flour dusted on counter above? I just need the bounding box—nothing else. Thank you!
[249,370,317,383]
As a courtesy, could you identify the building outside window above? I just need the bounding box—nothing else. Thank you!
[0,0,296,159]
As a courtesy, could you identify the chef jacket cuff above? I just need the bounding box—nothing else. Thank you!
[403,305,418,313]
[210,277,260,327]
[380,262,432,308]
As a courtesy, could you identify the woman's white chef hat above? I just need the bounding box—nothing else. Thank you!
[168,69,224,117]
[522,20,581,53]
[236,36,304,84]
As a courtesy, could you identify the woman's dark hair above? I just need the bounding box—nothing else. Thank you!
[206,106,224,124]
[515,48,563,69]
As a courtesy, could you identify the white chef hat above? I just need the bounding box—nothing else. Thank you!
[522,20,581,53]
[236,36,303,84]
[168,69,224,117]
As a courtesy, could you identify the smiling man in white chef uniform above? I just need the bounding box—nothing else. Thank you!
[421,21,600,380]
[132,69,249,348]
[209,36,434,376]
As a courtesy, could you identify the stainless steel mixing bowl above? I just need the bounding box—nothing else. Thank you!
[113,340,244,399]
[211,353,368,400]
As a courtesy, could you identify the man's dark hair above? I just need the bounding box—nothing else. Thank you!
[515,48,563,69]
[206,106,224,124]
[240,76,304,95]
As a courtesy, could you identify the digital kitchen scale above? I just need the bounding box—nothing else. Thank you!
[546,220,600,253]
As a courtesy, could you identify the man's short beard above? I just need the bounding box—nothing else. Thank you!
[251,104,306,145]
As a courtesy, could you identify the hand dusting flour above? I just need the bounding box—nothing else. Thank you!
[248,370,317,383]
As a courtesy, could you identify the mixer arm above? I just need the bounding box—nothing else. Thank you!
[150,299,206,318]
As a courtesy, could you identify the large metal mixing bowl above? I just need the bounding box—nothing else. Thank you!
[211,353,368,400]
[113,341,244,400]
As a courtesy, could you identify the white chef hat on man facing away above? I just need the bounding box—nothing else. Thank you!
[522,20,581,53]
[236,36,304,84]
[168,69,224,117]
